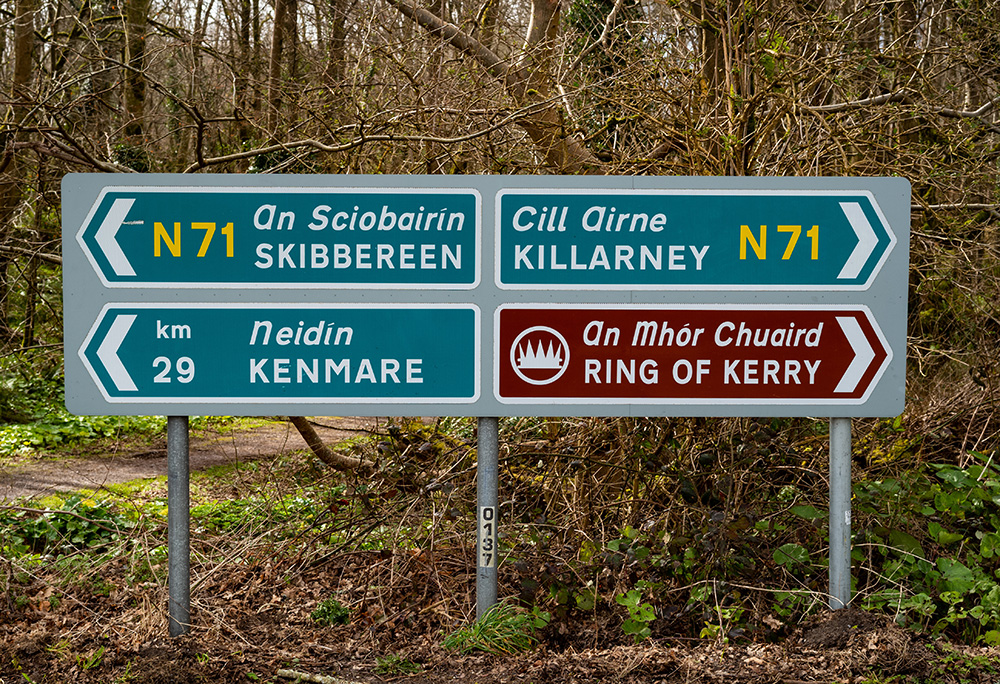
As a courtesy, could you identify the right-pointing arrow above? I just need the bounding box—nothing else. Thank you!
[834,315,876,393]
[95,197,137,277]
[96,314,138,391]
[837,201,878,280]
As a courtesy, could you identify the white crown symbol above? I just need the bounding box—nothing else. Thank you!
[516,340,564,370]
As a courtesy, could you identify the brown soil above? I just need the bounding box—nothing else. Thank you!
[0,582,980,684]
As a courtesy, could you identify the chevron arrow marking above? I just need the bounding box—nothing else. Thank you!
[96,314,138,392]
[837,202,878,280]
[94,197,137,277]
[834,315,876,393]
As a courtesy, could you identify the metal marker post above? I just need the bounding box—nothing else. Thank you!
[167,416,191,636]
[829,417,853,609]
[476,417,499,620]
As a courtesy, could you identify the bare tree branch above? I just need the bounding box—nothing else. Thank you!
[935,96,1000,119]
[806,93,1000,133]
[181,96,572,172]
[383,0,519,91]
[0,244,62,266]
[804,91,912,112]
[914,203,1000,220]
[383,0,603,173]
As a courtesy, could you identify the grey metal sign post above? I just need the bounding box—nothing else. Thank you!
[828,417,853,608]
[62,174,909,629]
[166,416,190,635]
[476,417,499,619]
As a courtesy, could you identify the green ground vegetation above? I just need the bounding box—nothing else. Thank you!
[1,409,1000,651]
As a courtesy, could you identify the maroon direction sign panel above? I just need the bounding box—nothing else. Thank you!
[496,306,891,406]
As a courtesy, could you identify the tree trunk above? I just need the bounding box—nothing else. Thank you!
[267,0,291,135]
[854,0,881,97]
[0,0,38,338]
[123,0,150,138]
[322,0,347,85]
[895,0,919,146]
[21,160,46,350]
[236,0,254,140]
[693,0,725,172]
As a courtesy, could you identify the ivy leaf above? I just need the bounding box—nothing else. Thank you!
[937,558,976,594]
[773,543,810,567]
[888,530,924,558]
[790,505,825,520]
[929,521,964,545]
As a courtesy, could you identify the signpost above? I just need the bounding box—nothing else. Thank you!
[65,174,907,417]
[62,174,910,631]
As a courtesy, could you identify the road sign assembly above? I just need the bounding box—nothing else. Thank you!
[62,173,910,630]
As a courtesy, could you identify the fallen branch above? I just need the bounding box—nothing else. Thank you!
[277,669,366,684]
[287,416,371,473]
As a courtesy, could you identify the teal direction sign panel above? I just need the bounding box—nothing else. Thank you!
[77,187,480,288]
[75,304,479,407]
[497,189,896,289]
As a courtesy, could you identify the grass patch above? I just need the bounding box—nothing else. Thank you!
[443,601,543,655]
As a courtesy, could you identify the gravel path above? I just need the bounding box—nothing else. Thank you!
[0,417,376,501]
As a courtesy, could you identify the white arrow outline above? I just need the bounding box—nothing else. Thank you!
[94,197,137,277]
[834,315,876,393]
[96,314,138,391]
[837,202,878,280]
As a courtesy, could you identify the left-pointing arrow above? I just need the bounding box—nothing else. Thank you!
[95,198,137,277]
[96,314,138,391]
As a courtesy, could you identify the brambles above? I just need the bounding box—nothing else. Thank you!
[311,597,351,626]
[0,494,133,556]
[616,587,656,643]
[374,654,422,675]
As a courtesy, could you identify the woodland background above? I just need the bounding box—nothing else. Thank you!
[1,0,999,389]
[1,0,1000,680]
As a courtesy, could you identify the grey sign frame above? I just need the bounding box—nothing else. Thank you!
[63,173,909,418]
